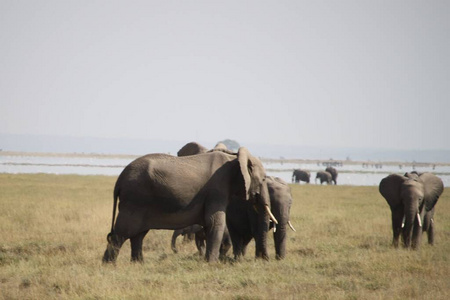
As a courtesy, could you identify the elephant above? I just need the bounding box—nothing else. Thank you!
[177,141,208,156]
[102,147,278,263]
[379,172,444,249]
[171,224,232,258]
[325,167,338,185]
[315,171,332,185]
[292,169,310,184]
[227,176,296,260]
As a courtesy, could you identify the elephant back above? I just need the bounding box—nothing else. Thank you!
[177,142,208,156]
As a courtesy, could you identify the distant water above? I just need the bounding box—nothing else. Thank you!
[1,154,450,187]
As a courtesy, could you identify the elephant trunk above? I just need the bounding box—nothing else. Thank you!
[273,224,287,260]
[254,185,270,260]
[402,202,422,249]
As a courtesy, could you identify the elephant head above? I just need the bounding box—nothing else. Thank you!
[379,172,443,249]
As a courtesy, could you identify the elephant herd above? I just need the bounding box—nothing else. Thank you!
[103,142,295,263]
[292,167,338,185]
[102,143,445,265]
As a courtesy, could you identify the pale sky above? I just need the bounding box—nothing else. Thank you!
[1,1,449,151]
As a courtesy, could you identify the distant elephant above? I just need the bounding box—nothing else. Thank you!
[171,224,231,258]
[177,141,208,156]
[103,147,278,263]
[292,169,310,184]
[315,171,332,184]
[379,172,443,249]
[227,176,296,260]
[325,167,338,185]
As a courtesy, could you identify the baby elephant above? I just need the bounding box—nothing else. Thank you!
[171,225,232,258]
[316,171,332,184]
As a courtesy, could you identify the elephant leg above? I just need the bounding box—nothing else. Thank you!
[219,227,232,259]
[227,225,245,260]
[130,230,149,262]
[204,210,226,262]
[171,229,183,253]
[103,232,126,263]
[274,224,287,260]
[184,232,195,243]
[427,219,434,245]
[103,206,147,263]
[391,208,403,248]
[411,212,423,250]
[195,230,206,256]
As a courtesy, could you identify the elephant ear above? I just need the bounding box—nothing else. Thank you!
[379,174,407,209]
[419,173,444,211]
[237,147,252,200]
[177,142,208,157]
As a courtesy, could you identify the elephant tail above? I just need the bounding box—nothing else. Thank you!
[107,184,120,242]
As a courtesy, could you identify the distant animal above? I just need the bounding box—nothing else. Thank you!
[292,169,310,184]
[102,146,277,264]
[379,172,443,249]
[315,171,332,185]
[325,167,338,185]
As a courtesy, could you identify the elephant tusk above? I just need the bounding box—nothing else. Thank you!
[401,216,405,228]
[417,213,422,227]
[265,205,278,224]
[288,221,296,232]
[273,224,277,233]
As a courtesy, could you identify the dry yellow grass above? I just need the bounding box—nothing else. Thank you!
[1,173,449,299]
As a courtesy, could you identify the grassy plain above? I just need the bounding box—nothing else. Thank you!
[1,173,449,299]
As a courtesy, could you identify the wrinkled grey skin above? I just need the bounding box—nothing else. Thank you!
[227,176,293,260]
[103,147,271,263]
[325,167,338,185]
[315,171,332,185]
[379,172,443,249]
[292,169,310,184]
[171,224,231,258]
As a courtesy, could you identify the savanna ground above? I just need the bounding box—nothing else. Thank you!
[1,173,449,300]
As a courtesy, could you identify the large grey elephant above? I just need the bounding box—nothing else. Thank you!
[227,176,295,260]
[325,167,338,185]
[292,169,310,184]
[171,224,231,258]
[379,172,443,249]
[315,171,332,184]
[103,147,278,263]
